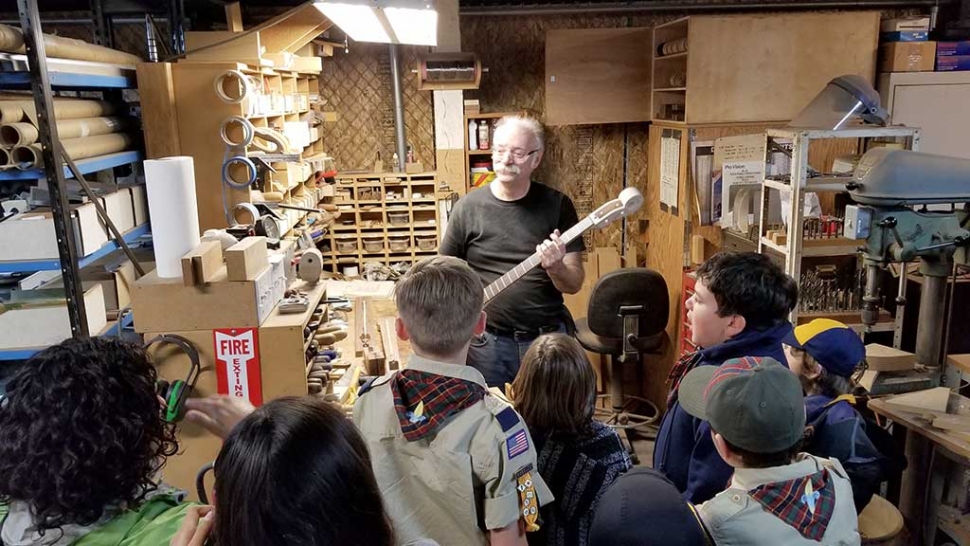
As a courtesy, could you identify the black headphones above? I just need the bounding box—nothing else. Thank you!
[146,334,202,423]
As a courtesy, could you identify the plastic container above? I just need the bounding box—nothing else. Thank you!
[335,238,358,253]
[416,234,437,250]
[388,210,410,225]
[388,235,410,252]
[362,236,384,252]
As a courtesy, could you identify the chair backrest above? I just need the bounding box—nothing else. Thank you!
[586,268,669,339]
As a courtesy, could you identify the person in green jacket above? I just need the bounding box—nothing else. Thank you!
[0,337,192,545]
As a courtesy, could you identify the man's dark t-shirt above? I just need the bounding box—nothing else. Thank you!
[439,182,585,333]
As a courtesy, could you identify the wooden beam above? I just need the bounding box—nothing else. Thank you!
[225,2,243,33]
[135,62,181,158]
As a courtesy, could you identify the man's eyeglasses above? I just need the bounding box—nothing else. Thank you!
[492,148,539,162]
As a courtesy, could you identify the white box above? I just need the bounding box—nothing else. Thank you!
[129,185,149,226]
[0,284,107,349]
[103,189,136,236]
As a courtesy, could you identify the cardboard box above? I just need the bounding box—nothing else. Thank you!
[880,41,937,72]
[0,284,107,349]
[131,264,278,333]
[0,203,108,261]
[938,41,970,57]
[881,31,929,42]
[40,259,141,312]
[103,188,136,236]
[937,55,970,71]
[129,185,149,226]
[881,17,930,33]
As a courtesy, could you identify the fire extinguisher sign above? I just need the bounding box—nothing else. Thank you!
[213,328,263,406]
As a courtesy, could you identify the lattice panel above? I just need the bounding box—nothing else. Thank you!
[320,43,435,172]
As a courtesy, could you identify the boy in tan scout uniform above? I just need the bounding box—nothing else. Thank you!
[354,256,553,546]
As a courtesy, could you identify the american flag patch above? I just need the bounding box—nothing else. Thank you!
[506,429,529,459]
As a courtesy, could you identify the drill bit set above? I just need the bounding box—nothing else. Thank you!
[798,265,866,314]
[803,215,845,239]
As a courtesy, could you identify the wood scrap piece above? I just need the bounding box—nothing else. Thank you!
[224,236,268,282]
[867,343,917,372]
[883,387,951,414]
[380,317,401,371]
[932,414,970,433]
[180,240,223,287]
[354,297,366,357]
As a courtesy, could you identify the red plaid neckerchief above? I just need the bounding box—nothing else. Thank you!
[748,469,836,541]
[666,351,703,407]
[390,369,486,442]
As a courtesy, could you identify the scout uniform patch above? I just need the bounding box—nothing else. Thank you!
[515,464,540,532]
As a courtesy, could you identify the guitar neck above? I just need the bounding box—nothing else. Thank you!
[483,216,593,304]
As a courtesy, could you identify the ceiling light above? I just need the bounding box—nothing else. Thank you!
[314,0,438,46]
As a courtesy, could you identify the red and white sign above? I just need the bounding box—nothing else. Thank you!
[213,328,263,406]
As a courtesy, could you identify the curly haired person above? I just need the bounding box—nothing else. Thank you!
[0,337,192,545]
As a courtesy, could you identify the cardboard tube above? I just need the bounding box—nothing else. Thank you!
[0,103,23,124]
[0,122,37,146]
[0,147,10,167]
[57,117,129,139]
[11,143,41,170]
[0,24,142,65]
[61,133,131,161]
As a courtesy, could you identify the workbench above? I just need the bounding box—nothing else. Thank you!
[869,397,970,546]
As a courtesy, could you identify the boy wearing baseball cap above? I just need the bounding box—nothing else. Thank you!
[678,356,860,545]
[784,319,894,512]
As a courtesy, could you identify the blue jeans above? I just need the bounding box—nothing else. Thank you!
[467,323,568,388]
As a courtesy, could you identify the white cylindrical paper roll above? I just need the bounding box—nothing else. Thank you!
[145,157,201,278]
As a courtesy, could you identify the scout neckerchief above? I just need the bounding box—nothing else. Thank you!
[748,468,836,541]
[666,351,702,406]
[391,369,486,441]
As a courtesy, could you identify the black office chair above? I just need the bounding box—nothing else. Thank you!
[575,268,669,462]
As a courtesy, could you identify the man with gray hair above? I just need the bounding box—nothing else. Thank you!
[441,115,585,388]
[354,256,553,546]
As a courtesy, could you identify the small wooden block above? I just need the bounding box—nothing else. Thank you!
[224,236,269,282]
[180,240,224,287]
[690,234,705,266]
[933,414,970,433]
[867,343,916,372]
[883,387,951,415]
[771,232,787,245]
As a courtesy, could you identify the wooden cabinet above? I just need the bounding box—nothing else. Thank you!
[651,12,880,124]
[544,27,652,126]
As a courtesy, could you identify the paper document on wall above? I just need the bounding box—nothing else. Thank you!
[660,129,681,214]
[713,134,766,230]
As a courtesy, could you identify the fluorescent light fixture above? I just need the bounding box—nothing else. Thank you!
[385,6,438,46]
[314,0,438,46]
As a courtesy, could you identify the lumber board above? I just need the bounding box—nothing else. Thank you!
[225,2,243,33]
[184,31,262,63]
[180,240,223,287]
[866,343,916,372]
[258,5,332,54]
[933,414,970,433]
[380,317,401,371]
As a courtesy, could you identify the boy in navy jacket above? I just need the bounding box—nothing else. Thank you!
[654,252,798,504]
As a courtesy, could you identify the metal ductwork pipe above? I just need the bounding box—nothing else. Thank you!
[389,43,407,173]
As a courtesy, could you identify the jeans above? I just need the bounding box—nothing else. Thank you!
[467,322,568,388]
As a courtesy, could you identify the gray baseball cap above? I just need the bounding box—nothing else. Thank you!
[678,356,805,454]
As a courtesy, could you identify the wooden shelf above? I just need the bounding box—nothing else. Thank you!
[467,150,493,155]
[654,87,687,92]
[654,52,688,60]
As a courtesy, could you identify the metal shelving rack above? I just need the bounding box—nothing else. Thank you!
[756,126,921,335]
[0,0,148,360]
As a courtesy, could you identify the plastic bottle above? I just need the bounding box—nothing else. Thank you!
[468,119,478,151]
[478,121,489,150]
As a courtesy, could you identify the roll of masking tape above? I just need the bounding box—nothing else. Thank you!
[231,202,260,226]
[298,249,324,283]
[220,116,254,147]
[222,156,258,190]
[214,70,253,104]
